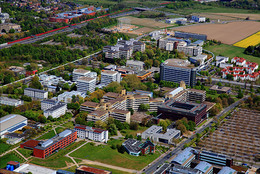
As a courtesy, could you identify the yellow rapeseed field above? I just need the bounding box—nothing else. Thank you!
[234,31,260,48]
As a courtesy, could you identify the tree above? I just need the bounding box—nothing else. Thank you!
[139,104,150,111]
[109,124,118,135]
[177,124,187,134]
[29,76,42,89]
[130,122,139,130]
[95,120,107,129]
[9,28,15,33]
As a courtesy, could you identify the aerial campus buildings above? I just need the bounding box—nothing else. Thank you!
[160,59,197,87]
[122,139,155,156]
[21,129,77,158]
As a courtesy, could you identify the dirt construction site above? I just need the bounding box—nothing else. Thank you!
[175,21,260,45]
[198,108,260,163]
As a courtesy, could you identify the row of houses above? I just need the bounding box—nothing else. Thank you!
[222,57,259,81]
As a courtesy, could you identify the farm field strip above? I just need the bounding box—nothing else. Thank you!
[233,31,260,48]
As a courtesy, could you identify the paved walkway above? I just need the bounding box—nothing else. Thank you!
[14,149,28,161]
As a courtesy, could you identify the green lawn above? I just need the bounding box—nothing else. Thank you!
[204,44,260,65]
[159,5,260,15]
[0,152,25,169]
[37,130,56,140]
[120,126,148,137]
[0,142,11,154]
[17,148,33,158]
[55,127,66,134]
[62,122,74,129]
[70,141,160,170]
[30,141,85,169]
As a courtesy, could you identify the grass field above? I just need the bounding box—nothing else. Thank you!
[159,5,260,15]
[0,142,11,154]
[234,31,260,48]
[17,148,33,158]
[0,152,25,169]
[37,130,56,140]
[120,126,148,136]
[55,127,66,134]
[62,122,74,129]
[204,44,260,64]
[70,141,160,170]
[66,164,132,174]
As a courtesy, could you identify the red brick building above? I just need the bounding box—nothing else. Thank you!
[76,165,111,174]
[20,129,77,159]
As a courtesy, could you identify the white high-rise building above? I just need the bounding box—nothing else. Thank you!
[72,69,91,82]
[77,76,96,94]
[101,70,121,86]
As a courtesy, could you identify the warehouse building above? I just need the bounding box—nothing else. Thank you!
[0,114,27,138]
[160,59,197,87]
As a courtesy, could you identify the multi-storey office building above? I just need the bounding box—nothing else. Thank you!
[103,92,121,102]
[72,69,91,82]
[126,60,145,71]
[106,97,127,110]
[174,31,207,41]
[160,59,197,87]
[77,76,96,94]
[177,45,202,57]
[86,109,109,122]
[0,97,22,107]
[186,89,206,103]
[126,95,150,111]
[80,101,100,113]
[41,99,61,111]
[158,99,207,125]
[101,70,121,86]
[33,129,77,158]
[197,150,233,167]
[74,125,108,143]
[109,109,130,123]
[24,88,48,99]
[57,91,87,103]
[148,98,164,112]
[172,147,196,168]
[43,103,67,118]
[133,41,145,52]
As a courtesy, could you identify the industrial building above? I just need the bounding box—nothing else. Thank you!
[0,114,27,138]
[74,125,108,143]
[175,31,207,41]
[77,76,96,94]
[158,99,207,125]
[100,70,121,86]
[160,59,197,87]
[141,125,181,144]
[29,129,77,158]
[24,88,48,99]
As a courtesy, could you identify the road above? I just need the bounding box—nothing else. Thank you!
[144,96,247,174]
[198,77,260,89]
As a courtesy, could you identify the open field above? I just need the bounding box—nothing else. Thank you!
[17,148,33,158]
[198,109,260,163]
[0,152,25,169]
[175,21,260,45]
[204,44,260,64]
[0,142,11,154]
[70,141,160,170]
[159,5,260,15]
[119,16,172,29]
[234,31,260,48]
[37,130,56,140]
[214,13,260,20]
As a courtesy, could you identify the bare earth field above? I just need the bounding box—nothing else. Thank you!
[193,13,237,21]
[175,21,260,44]
[119,16,171,28]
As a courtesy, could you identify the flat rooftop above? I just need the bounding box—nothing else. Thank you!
[162,59,194,69]
[73,69,90,74]
[77,165,111,174]
[0,114,27,133]
[14,164,56,174]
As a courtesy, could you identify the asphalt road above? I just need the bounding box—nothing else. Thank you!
[144,96,247,174]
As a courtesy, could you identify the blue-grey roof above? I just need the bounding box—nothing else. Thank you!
[25,88,47,93]
[57,169,75,174]
[44,103,66,112]
[194,161,212,173]
[172,147,195,165]
[193,40,204,44]
[218,167,237,174]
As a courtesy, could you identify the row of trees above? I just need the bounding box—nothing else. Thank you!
[244,45,260,57]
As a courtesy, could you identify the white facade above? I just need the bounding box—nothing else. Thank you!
[72,69,91,82]
[77,76,96,94]
[109,109,131,123]
[101,70,121,86]
[41,99,60,111]
[74,125,108,143]
[0,97,22,107]
[24,88,48,99]
[43,103,67,118]
[57,91,87,103]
